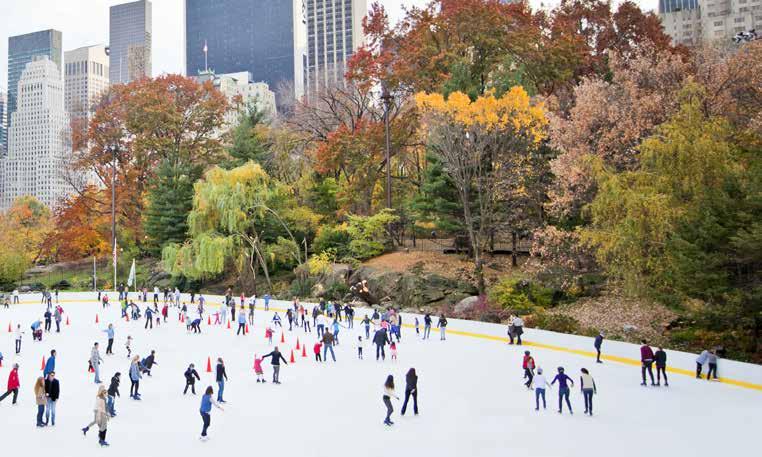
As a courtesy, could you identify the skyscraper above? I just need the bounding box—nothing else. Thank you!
[305,0,367,96]
[184,0,307,103]
[65,45,110,121]
[109,0,152,84]
[1,57,72,210]
[0,89,7,155]
[659,0,761,46]
[6,29,62,129]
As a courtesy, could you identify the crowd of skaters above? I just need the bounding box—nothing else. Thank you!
[0,287,733,443]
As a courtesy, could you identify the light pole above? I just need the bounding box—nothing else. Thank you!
[381,85,393,210]
[110,145,117,291]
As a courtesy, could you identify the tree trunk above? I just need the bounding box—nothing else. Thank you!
[511,231,518,267]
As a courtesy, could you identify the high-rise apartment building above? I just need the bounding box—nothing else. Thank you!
[195,70,277,126]
[65,45,110,122]
[184,0,307,103]
[305,0,367,96]
[659,0,762,46]
[0,89,7,155]
[6,29,62,129]
[109,0,152,84]
[1,57,72,210]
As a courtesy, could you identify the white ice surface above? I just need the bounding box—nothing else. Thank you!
[0,292,760,457]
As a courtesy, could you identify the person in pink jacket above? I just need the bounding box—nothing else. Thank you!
[254,356,265,383]
[640,340,656,386]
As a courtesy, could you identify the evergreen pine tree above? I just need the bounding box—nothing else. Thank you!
[144,161,200,255]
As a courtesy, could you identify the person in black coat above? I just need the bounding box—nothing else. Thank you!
[184,364,201,395]
[655,347,668,387]
[373,328,390,361]
[261,347,288,384]
[215,358,228,403]
[594,331,605,363]
[141,350,158,376]
[401,368,418,416]
[44,372,60,425]
[107,372,120,416]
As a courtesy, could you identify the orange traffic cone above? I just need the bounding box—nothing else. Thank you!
[7,322,11,333]
[206,356,212,373]
[0,357,3,367]
[289,350,295,363]
[296,338,300,350]
[125,314,129,322]
[41,356,46,371]
[227,320,231,329]
[280,332,285,343]
[245,324,249,334]
[95,314,99,324]
[207,315,211,325]
[302,344,307,358]
[65,316,70,326]
[181,314,185,323]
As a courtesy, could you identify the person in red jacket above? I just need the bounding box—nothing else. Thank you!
[0,363,20,404]
[640,340,656,386]
[313,342,322,362]
[522,351,536,389]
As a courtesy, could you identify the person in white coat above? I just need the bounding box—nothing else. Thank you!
[91,343,103,384]
[14,324,24,354]
[532,367,551,410]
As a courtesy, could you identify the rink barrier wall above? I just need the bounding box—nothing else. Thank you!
[12,292,762,392]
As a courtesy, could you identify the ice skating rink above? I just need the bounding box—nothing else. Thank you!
[0,293,760,456]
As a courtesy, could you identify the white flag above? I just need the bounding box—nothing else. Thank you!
[127,259,136,287]
[203,40,208,54]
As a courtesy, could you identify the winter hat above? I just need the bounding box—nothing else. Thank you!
[537,368,543,374]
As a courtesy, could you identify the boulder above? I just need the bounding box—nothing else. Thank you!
[455,295,480,314]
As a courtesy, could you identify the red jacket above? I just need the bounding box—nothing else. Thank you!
[313,342,322,354]
[522,355,535,370]
[254,358,263,374]
[7,368,19,390]
[641,345,654,362]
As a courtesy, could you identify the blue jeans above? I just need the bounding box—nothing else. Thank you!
[217,381,225,402]
[424,325,431,339]
[535,388,546,409]
[37,404,45,425]
[317,325,324,338]
[107,395,116,416]
[45,399,56,424]
[94,364,101,383]
[558,387,572,413]
[440,327,446,340]
[323,344,336,362]
[364,325,370,339]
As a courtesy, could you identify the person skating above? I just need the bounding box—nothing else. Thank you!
[248,299,255,326]
[655,347,668,386]
[199,385,224,441]
[44,309,52,332]
[286,309,294,331]
[390,341,398,361]
[0,363,20,404]
[44,349,56,377]
[594,331,605,363]
[696,349,709,379]
[580,368,597,416]
[261,347,288,384]
[190,316,202,333]
[162,304,169,323]
[125,336,133,358]
[91,342,103,384]
[316,312,326,338]
[551,367,574,415]
[14,324,24,354]
[373,328,390,361]
[313,341,322,362]
[437,314,448,340]
[44,371,59,425]
[53,306,62,332]
[31,319,43,341]
[215,358,228,403]
[82,386,110,446]
[264,293,271,311]
[322,330,336,362]
[272,312,283,328]
[382,375,399,426]
[400,368,419,416]
[34,376,46,427]
[145,305,154,329]
[357,336,364,360]
[331,319,343,345]
[103,324,115,355]
[522,351,535,389]
[107,372,120,416]
[254,356,265,383]
[512,315,524,345]
[129,356,142,399]
[532,367,551,411]
[237,309,246,335]
[640,340,656,386]
[141,350,158,376]
[707,349,719,381]
[184,364,201,395]
[361,315,371,339]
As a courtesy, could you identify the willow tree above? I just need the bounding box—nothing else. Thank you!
[416,87,548,293]
[162,162,317,292]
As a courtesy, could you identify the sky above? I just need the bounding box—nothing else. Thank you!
[0,0,659,90]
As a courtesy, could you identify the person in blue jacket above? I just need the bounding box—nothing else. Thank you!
[264,293,271,311]
[594,331,605,363]
[551,367,574,414]
[145,306,154,329]
[103,324,115,355]
[43,349,56,377]
[199,385,223,440]
[237,309,246,335]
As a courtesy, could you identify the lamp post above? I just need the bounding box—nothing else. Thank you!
[110,144,117,292]
[381,85,393,210]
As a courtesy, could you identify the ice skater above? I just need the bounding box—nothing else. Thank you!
[34,376,46,426]
[82,385,110,446]
[237,308,246,335]
[142,350,158,376]
[532,367,550,410]
[272,312,283,328]
[322,330,336,362]
[707,349,719,381]
[640,340,656,386]
[313,341,322,362]
[655,347,668,386]
[357,336,364,360]
[438,314,448,340]
[594,330,605,363]
[44,371,59,426]
[184,364,201,395]
[423,313,432,340]
[254,355,265,383]
[215,358,228,403]
[107,372,120,416]
[14,324,24,354]
[91,342,103,384]
[382,375,399,426]
[261,347,288,384]
[523,351,535,389]
[400,368,418,416]
[199,385,224,441]
[0,363,20,404]
[373,328,390,361]
[103,324,115,355]
[580,368,597,416]
[125,336,133,358]
[129,355,142,399]
[390,341,398,361]
[43,349,56,377]
[551,367,574,414]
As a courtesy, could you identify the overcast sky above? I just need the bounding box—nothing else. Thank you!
[0,0,658,90]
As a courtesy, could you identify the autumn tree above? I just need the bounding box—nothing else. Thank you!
[417,87,548,292]
[42,187,110,261]
[0,197,53,287]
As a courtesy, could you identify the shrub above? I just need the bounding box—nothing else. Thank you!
[323,281,350,301]
[488,279,535,315]
[313,225,351,258]
[532,311,581,334]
